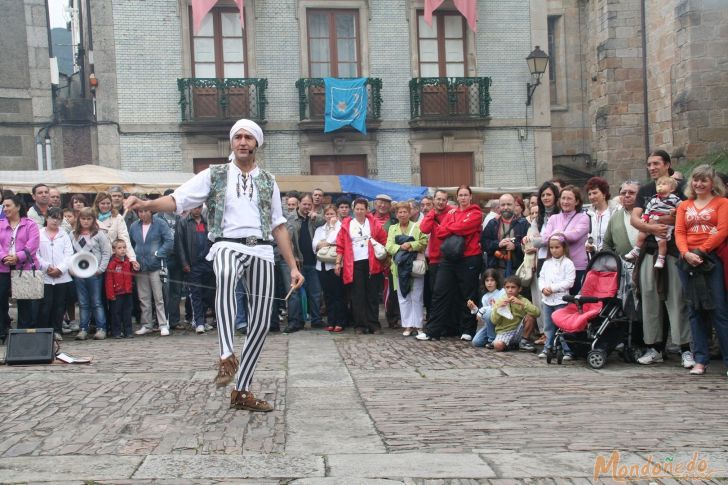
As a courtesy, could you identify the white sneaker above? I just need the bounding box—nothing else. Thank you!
[195,324,205,334]
[654,256,666,269]
[160,326,170,336]
[538,350,548,358]
[93,329,106,340]
[135,326,153,336]
[681,351,696,369]
[62,322,72,334]
[204,323,214,331]
[460,333,472,341]
[637,347,664,365]
[562,354,574,361]
[415,333,432,341]
[69,321,80,332]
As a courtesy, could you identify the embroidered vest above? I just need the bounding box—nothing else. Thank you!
[206,163,276,241]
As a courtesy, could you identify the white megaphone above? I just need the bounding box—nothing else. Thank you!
[68,252,99,278]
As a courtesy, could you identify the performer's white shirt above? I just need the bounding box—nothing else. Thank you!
[171,162,286,263]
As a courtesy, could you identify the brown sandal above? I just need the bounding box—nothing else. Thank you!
[230,390,273,412]
[214,354,239,387]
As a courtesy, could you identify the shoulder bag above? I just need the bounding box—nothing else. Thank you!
[407,224,427,276]
[440,234,466,261]
[11,248,45,300]
[316,245,338,264]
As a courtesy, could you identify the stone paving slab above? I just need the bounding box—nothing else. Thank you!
[326,453,496,478]
[0,454,143,482]
[2,326,728,483]
[481,451,648,478]
[133,453,324,479]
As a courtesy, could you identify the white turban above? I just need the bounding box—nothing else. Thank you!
[229,119,264,147]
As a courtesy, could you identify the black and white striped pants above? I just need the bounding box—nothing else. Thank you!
[213,247,275,392]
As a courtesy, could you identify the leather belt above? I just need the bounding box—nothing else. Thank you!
[215,236,273,247]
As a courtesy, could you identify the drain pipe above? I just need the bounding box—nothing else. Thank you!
[640,0,650,156]
[35,132,44,170]
[45,136,53,170]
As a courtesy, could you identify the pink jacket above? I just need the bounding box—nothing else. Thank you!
[0,217,40,273]
[541,210,590,270]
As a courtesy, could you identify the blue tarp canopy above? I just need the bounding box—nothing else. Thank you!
[338,175,428,201]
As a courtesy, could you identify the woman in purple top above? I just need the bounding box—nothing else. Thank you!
[0,194,41,341]
[540,185,590,293]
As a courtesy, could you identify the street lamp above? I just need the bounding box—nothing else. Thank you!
[525,46,549,106]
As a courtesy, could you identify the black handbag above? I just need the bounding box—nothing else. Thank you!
[440,235,466,261]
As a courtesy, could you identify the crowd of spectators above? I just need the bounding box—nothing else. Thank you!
[1,149,727,377]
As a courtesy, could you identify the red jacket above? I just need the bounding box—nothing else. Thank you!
[336,214,387,285]
[105,256,134,299]
[436,204,482,258]
[419,208,447,264]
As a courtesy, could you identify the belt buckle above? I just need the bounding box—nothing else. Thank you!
[244,236,258,247]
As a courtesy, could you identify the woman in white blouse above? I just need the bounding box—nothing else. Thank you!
[312,204,344,332]
[37,207,74,341]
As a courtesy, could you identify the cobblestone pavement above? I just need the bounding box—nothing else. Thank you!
[0,325,727,484]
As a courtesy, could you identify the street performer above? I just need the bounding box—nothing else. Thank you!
[125,119,304,412]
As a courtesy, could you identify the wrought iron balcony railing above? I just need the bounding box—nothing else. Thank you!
[177,78,268,122]
[295,77,383,121]
[409,77,492,120]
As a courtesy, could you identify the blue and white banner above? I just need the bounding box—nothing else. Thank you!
[324,77,368,134]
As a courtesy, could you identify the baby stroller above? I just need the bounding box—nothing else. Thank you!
[549,250,637,369]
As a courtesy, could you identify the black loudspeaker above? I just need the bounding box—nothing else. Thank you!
[5,328,55,365]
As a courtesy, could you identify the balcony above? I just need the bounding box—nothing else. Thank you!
[409,77,492,128]
[295,77,382,130]
[177,78,267,130]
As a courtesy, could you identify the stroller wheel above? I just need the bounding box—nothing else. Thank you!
[556,349,564,365]
[587,349,607,369]
[546,351,553,364]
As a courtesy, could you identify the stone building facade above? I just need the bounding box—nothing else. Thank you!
[2,0,552,194]
[549,0,728,190]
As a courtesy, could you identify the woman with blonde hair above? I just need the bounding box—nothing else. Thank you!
[93,192,139,271]
[386,201,428,336]
[675,164,728,376]
[72,207,112,340]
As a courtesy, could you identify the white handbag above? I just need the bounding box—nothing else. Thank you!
[11,249,44,300]
[412,252,427,277]
[370,239,387,261]
[316,245,338,264]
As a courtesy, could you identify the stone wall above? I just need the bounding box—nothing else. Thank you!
[552,0,728,191]
[112,0,183,171]
[669,0,728,163]
[0,0,52,171]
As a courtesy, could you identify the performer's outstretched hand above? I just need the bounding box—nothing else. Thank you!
[290,268,305,290]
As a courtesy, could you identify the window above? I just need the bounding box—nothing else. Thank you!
[417,11,466,77]
[191,8,246,78]
[420,153,473,187]
[307,10,360,78]
[310,155,367,176]
[193,157,228,174]
[547,15,559,104]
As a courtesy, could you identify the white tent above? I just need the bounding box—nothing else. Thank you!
[0,165,194,194]
[0,165,345,195]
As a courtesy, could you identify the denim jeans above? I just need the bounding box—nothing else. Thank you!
[163,258,183,326]
[280,262,322,329]
[678,257,728,367]
[543,303,571,354]
[472,315,496,347]
[74,275,107,331]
